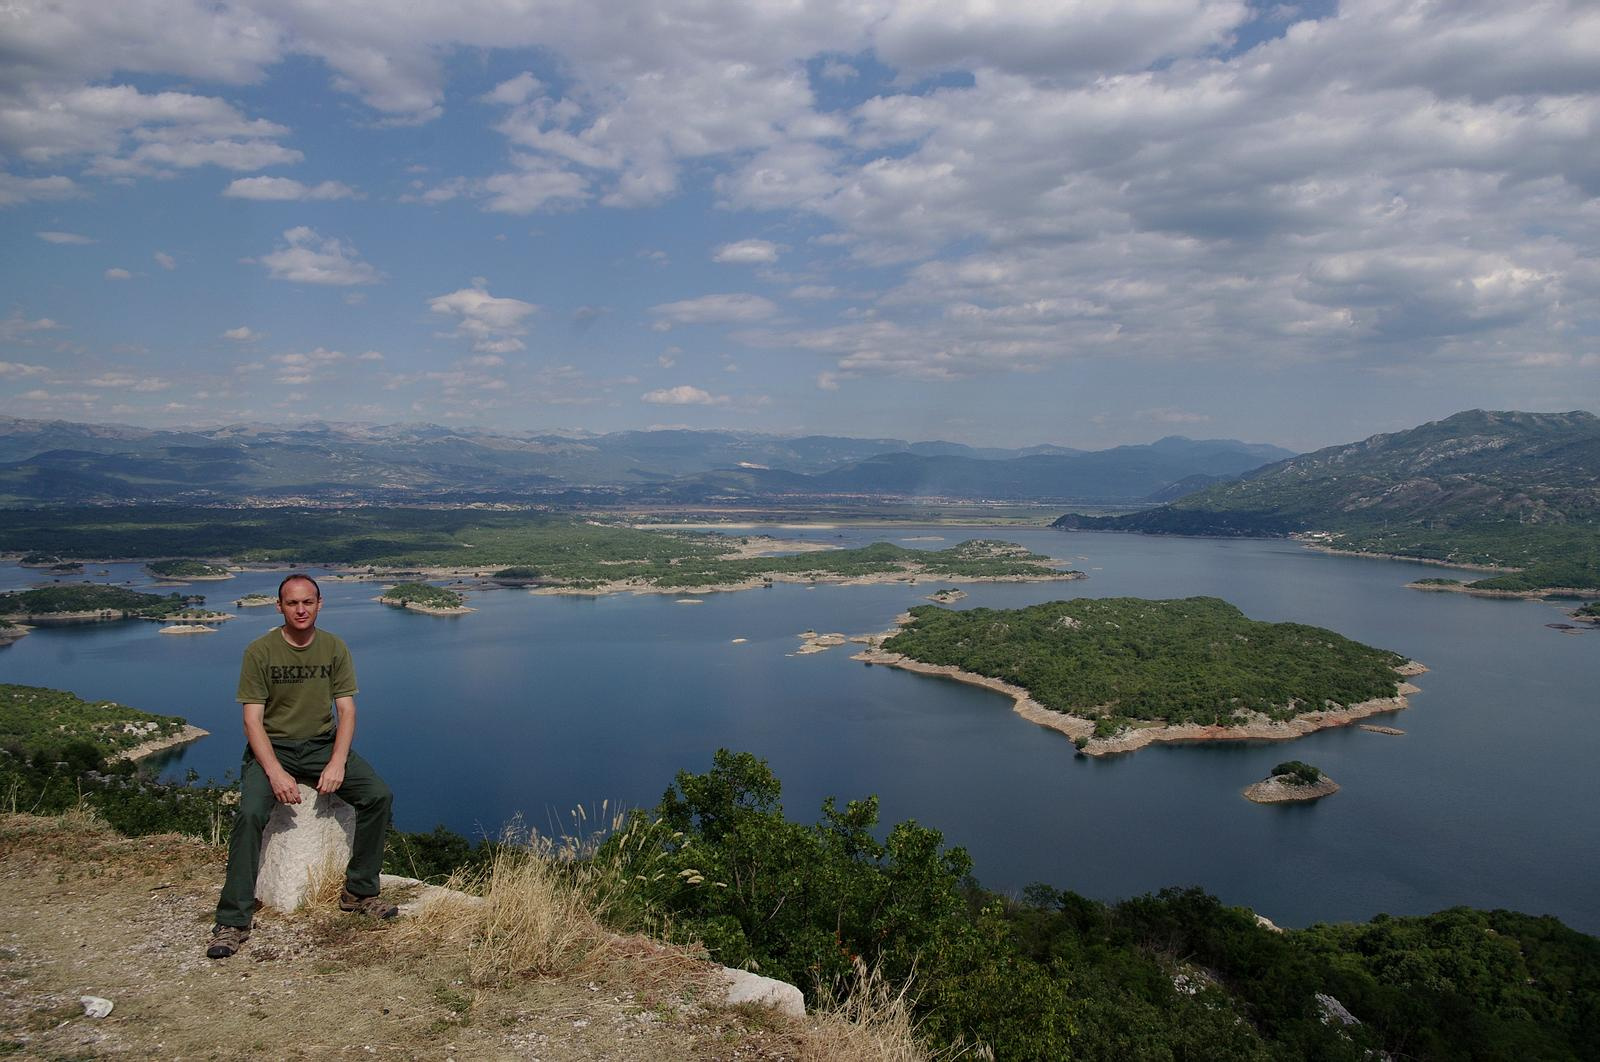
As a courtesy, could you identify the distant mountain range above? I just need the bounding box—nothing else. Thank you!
[1054,410,1600,588]
[0,416,1294,506]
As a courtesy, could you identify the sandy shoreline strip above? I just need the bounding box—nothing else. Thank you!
[375,596,475,616]
[853,616,1426,756]
[1294,538,1515,573]
[1405,580,1600,600]
[116,724,210,762]
[531,566,1083,599]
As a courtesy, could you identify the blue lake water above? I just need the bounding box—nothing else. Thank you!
[4,528,1597,934]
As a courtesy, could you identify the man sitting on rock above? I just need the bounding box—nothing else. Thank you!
[207,573,396,959]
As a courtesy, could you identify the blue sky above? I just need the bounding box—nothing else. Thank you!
[2,0,1597,450]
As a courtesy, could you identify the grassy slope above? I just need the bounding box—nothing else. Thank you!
[0,814,855,1061]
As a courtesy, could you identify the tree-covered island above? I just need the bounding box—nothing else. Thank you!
[1245,760,1341,803]
[862,596,1422,755]
[145,558,233,580]
[0,584,233,623]
[378,581,472,615]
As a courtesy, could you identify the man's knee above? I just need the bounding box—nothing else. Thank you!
[346,778,392,814]
[229,800,272,840]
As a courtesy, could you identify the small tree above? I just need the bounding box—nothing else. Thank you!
[1271,760,1322,786]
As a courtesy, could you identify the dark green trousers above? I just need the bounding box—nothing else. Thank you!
[215,736,393,928]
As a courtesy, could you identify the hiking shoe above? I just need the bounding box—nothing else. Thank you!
[206,924,250,959]
[339,888,398,919]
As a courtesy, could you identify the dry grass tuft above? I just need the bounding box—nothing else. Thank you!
[802,957,973,1062]
[306,849,348,909]
[400,813,629,986]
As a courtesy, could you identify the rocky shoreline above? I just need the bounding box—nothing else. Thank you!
[114,724,210,762]
[376,596,475,616]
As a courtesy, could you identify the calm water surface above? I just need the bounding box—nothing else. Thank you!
[4,528,1597,933]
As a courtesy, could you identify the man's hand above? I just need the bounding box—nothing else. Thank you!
[268,768,301,804]
[316,758,346,795]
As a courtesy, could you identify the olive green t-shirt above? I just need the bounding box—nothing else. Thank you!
[235,628,358,741]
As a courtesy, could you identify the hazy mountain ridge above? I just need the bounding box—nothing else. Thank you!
[0,417,1293,505]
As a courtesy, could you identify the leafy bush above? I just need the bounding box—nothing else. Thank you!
[1271,760,1323,786]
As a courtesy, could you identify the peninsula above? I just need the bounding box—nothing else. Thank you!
[0,584,232,624]
[1,683,206,763]
[854,597,1423,756]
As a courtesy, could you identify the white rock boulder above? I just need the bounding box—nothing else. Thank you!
[716,968,805,1018]
[255,785,355,912]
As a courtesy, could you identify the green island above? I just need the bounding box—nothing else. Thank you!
[0,506,1077,593]
[4,727,1596,1060]
[0,583,230,622]
[145,558,232,580]
[1244,760,1339,804]
[379,581,470,614]
[234,593,276,607]
[870,596,1416,754]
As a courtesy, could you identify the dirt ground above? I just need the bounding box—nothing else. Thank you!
[0,813,818,1060]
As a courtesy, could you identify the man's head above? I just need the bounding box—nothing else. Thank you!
[276,574,322,636]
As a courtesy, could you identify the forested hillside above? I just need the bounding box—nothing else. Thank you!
[1056,410,1600,591]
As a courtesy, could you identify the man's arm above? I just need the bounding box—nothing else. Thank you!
[316,695,356,794]
[243,703,301,805]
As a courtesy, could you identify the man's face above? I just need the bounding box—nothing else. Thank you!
[277,579,322,633]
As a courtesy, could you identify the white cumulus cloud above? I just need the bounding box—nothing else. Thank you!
[260,227,381,286]
[641,385,729,406]
[650,293,779,328]
[713,239,780,264]
[223,176,358,201]
[429,286,539,353]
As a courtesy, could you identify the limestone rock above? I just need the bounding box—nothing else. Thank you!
[255,785,355,912]
[716,968,805,1018]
